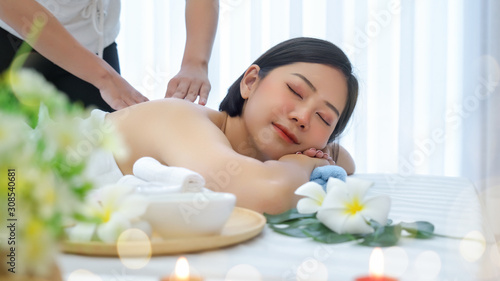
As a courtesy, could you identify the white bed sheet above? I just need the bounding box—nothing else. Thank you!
[58,174,500,281]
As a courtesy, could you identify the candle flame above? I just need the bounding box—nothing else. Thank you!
[369,247,384,277]
[175,257,190,279]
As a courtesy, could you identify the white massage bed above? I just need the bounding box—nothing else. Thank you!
[58,174,500,280]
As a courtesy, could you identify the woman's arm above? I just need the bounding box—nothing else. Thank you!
[0,0,148,109]
[334,144,355,175]
[319,143,355,175]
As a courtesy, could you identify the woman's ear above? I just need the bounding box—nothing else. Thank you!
[240,64,261,99]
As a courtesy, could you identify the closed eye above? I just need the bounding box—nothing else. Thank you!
[317,113,331,126]
[287,84,302,99]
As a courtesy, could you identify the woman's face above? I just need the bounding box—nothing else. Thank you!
[241,62,348,160]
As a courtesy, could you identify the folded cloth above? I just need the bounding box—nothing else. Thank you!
[310,165,347,190]
[132,157,205,192]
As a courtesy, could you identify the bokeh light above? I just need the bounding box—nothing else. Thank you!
[459,230,486,262]
[116,228,152,269]
[67,269,103,281]
[414,250,441,280]
[295,258,328,281]
[224,264,262,281]
[384,246,409,277]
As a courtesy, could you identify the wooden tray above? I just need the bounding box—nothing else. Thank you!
[61,207,266,256]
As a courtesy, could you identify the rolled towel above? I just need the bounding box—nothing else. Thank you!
[133,157,205,192]
[117,174,183,194]
[310,165,347,191]
[118,174,149,187]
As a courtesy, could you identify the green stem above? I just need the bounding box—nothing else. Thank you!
[9,42,34,72]
[432,233,487,243]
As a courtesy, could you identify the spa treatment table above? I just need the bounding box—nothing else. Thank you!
[58,174,500,281]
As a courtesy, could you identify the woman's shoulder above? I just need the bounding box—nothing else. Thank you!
[108,98,225,129]
[107,99,228,174]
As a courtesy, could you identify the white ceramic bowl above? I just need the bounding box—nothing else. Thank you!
[141,192,236,239]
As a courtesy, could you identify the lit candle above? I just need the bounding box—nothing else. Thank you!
[161,257,204,281]
[355,248,398,281]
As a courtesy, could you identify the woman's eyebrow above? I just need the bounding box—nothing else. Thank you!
[325,101,340,117]
[292,73,316,92]
[291,72,340,117]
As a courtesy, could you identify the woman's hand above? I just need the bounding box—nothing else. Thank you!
[296,148,335,165]
[303,144,356,175]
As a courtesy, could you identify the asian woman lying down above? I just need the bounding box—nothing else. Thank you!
[106,37,358,214]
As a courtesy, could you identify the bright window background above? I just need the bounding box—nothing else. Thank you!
[117,0,500,237]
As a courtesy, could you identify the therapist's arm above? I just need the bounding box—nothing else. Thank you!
[0,0,148,110]
[165,0,219,105]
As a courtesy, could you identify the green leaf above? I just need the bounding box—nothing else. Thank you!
[0,85,21,113]
[269,224,310,238]
[268,218,320,238]
[368,219,382,229]
[310,232,358,244]
[303,224,358,244]
[264,208,315,224]
[285,218,320,227]
[300,222,333,237]
[359,224,402,247]
[72,212,101,224]
[400,221,435,239]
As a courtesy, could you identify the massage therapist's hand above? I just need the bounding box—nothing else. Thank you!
[165,63,211,105]
[98,69,149,110]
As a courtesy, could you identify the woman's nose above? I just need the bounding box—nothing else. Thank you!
[291,108,311,130]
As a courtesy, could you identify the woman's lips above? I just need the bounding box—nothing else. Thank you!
[273,123,299,144]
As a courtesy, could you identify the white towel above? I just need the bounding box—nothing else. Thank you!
[131,157,206,193]
[116,174,182,194]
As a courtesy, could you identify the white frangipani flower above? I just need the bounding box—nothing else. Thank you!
[68,184,150,243]
[295,177,391,235]
[294,182,327,214]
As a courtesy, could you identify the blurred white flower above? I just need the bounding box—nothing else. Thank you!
[68,184,150,243]
[0,112,31,156]
[35,104,87,160]
[0,68,129,277]
[79,113,128,161]
[8,69,64,108]
[295,177,391,234]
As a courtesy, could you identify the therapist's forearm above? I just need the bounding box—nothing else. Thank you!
[0,0,118,91]
[182,0,219,67]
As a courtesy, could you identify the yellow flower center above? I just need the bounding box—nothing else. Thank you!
[99,206,113,223]
[26,219,45,258]
[59,132,75,148]
[344,197,364,215]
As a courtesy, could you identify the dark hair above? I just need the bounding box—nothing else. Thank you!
[219,37,358,142]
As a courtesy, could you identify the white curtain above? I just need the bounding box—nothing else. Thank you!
[117,0,500,237]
